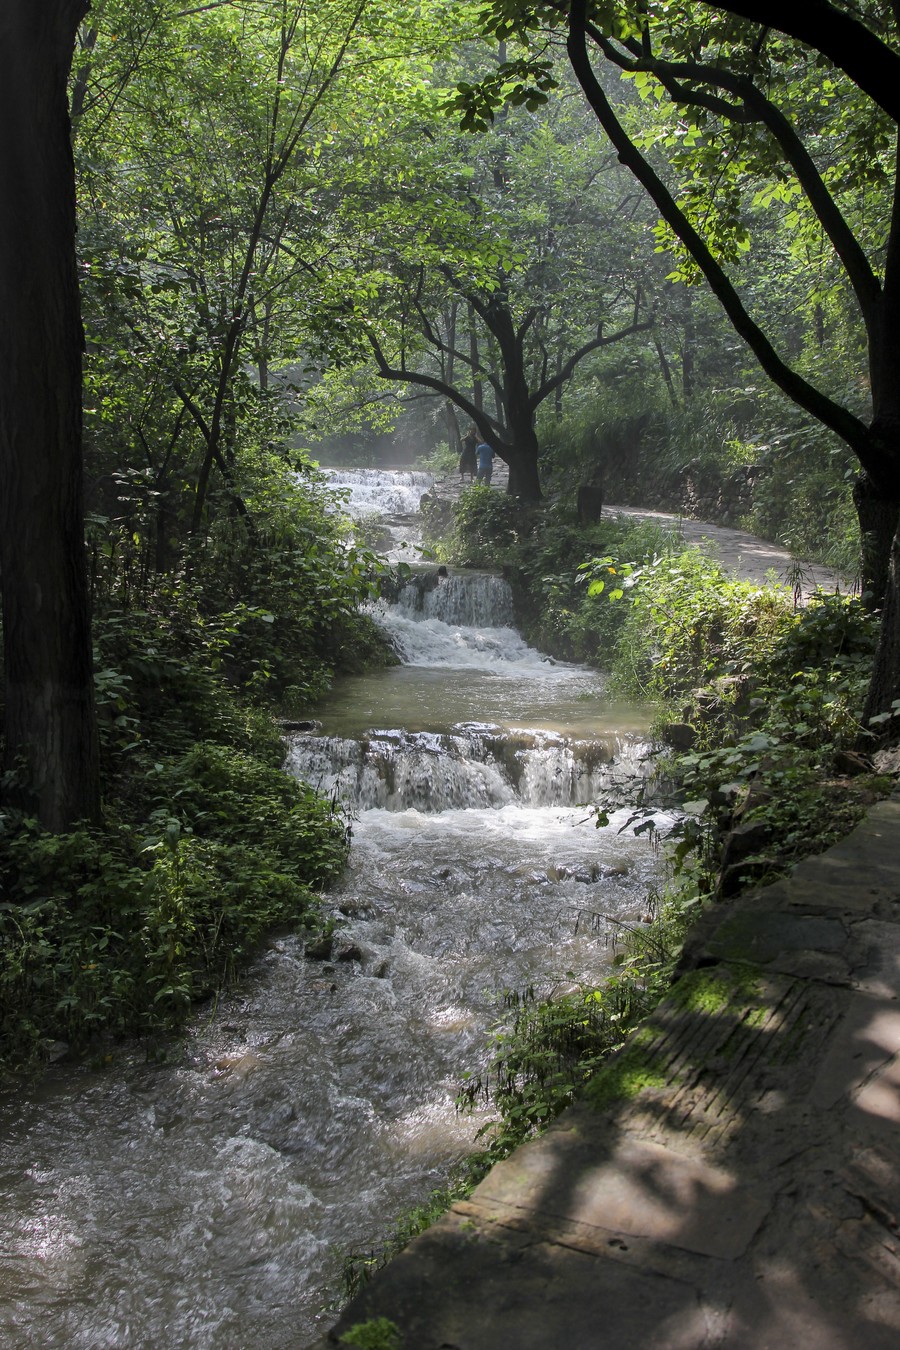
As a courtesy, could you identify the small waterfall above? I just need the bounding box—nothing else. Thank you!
[392,572,516,628]
[321,466,434,518]
[373,570,566,674]
[286,727,656,813]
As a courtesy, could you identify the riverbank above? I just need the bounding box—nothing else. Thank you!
[325,794,900,1348]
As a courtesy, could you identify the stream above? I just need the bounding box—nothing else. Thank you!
[0,468,665,1349]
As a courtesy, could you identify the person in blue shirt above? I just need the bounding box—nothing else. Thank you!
[475,439,494,485]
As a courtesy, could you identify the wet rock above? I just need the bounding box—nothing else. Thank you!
[305,933,335,961]
[214,1050,260,1078]
[717,857,777,898]
[333,940,363,964]
[307,977,338,992]
[281,719,320,732]
[873,745,900,776]
[834,749,874,777]
[546,865,570,882]
[661,721,697,750]
[338,900,375,919]
[720,820,771,870]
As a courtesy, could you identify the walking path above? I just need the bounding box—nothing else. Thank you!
[606,504,848,598]
[429,468,849,596]
[321,492,897,1347]
[325,799,900,1348]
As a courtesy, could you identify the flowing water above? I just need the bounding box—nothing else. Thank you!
[0,469,664,1349]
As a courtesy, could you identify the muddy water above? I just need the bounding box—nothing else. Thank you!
[0,469,664,1348]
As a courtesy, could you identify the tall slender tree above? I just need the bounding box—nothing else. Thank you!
[0,1,101,829]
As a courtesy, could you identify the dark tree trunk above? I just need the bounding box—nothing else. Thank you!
[445,400,462,459]
[503,411,542,501]
[505,450,542,500]
[653,334,679,410]
[0,1,101,830]
[467,304,483,412]
[853,473,900,605]
[444,304,462,458]
[862,519,900,730]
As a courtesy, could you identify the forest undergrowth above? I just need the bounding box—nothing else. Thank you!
[0,464,395,1073]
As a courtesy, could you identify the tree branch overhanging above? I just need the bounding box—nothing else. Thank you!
[366,329,506,443]
[566,0,875,474]
[692,0,900,122]
[531,316,654,409]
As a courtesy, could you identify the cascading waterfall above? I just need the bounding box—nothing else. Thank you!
[320,466,434,519]
[287,726,655,813]
[0,467,663,1350]
[389,570,516,627]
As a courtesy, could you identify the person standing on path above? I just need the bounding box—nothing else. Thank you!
[458,428,478,482]
[475,439,494,485]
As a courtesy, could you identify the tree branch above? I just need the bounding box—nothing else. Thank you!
[624,49,882,320]
[567,0,873,467]
[531,317,654,409]
[366,329,506,443]
[692,0,900,122]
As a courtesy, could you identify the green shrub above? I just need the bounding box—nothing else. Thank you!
[445,485,537,567]
[609,550,793,705]
[0,741,348,1068]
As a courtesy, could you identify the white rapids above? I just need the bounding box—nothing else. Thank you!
[0,468,664,1350]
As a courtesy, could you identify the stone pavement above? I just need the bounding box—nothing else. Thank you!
[324,800,900,1348]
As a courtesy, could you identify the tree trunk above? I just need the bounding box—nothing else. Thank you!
[467,304,483,412]
[862,519,900,731]
[506,451,542,499]
[503,414,542,501]
[445,400,462,459]
[0,1,101,830]
[853,473,900,605]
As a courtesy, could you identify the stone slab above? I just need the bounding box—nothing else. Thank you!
[472,1124,768,1261]
[327,1211,720,1350]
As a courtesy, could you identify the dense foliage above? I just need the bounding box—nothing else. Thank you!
[0,453,397,1069]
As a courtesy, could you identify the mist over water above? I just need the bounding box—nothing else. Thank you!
[0,468,662,1349]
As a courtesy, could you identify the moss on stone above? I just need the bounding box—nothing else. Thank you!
[584,1028,668,1109]
[585,964,776,1110]
[669,964,764,1017]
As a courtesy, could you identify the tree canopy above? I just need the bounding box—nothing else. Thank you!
[6,0,900,830]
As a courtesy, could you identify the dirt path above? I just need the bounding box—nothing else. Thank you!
[606,503,849,597]
[431,466,849,598]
